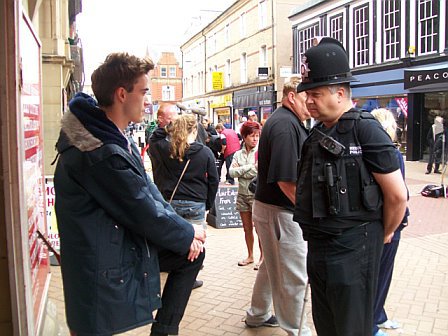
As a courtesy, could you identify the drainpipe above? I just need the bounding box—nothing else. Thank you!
[202,30,207,115]
[271,0,276,108]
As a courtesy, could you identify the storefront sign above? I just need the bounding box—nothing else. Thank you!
[210,94,232,108]
[212,71,224,90]
[404,68,448,89]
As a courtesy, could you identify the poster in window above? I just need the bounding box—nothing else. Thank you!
[20,12,50,333]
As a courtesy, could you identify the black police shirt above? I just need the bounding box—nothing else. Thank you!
[295,114,400,238]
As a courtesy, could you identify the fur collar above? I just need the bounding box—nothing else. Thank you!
[57,93,128,153]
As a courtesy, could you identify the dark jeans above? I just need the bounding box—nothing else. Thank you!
[216,157,224,182]
[373,232,401,334]
[427,145,440,172]
[307,221,383,336]
[224,153,235,184]
[151,248,205,335]
[170,200,205,221]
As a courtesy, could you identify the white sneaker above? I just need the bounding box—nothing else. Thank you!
[378,319,400,329]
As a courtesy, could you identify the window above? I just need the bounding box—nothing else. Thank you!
[162,85,174,101]
[209,34,217,54]
[225,24,230,45]
[259,0,268,29]
[240,53,247,83]
[160,66,167,77]
[383,0,401,61]
[353,4,369,66]
[329,13,344,43]
[169,66,176,77]
[298,23,320,60]
[208,67,213,92]
[240,12,246,38]
[418,0,439,55]
[260,45,267,66]
[225,59,231,87]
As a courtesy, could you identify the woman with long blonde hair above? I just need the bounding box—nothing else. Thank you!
[370,108,409,336]
[150,114,219,289]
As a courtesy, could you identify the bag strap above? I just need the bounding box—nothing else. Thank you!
[169,159,191,203]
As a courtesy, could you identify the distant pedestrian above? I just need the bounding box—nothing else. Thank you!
[216,123,240,185]
[371,108,410,336]
[229,121,262,269]
[426,116,446,174]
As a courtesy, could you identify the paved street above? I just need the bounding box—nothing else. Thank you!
[43,159,448,336]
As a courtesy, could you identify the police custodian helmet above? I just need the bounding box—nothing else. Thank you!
[297,37,358,93]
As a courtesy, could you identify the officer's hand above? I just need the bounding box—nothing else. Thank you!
[384,232,394,244]
[187,239,204,262]
[193,225,206,243]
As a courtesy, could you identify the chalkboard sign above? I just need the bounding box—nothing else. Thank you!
[207,186,242,229]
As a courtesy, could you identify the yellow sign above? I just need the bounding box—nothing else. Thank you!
[212,72,224,90]
[210,94,232,108]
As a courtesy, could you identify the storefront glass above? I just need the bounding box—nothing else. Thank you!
[422,91,448,157]
[215,106,232,129]
[354,95,408,149]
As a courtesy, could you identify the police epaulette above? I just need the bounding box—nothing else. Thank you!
[337,109,374,133]
[339,108,374,120]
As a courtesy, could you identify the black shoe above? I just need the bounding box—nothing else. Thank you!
[425,170,431,174]
[245,315,279,328]
[192,280,203,289]
[434,170,441,174]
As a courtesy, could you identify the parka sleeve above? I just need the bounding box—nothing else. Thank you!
[85,154,194,255]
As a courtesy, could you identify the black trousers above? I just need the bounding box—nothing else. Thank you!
[224,153,235,183]
[150,248,205,335]
[373,233,401,334]
[307,221,383,336]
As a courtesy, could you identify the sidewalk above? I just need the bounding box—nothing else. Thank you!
[44,160,448,336]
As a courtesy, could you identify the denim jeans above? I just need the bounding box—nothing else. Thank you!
[170,200,206,229]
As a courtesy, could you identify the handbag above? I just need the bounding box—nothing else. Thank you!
[248,175,257,194]
[169,159,191,203]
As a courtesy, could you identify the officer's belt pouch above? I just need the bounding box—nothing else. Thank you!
[362,184,383,211]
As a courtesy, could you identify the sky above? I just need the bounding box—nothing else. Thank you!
[77,0,235,84]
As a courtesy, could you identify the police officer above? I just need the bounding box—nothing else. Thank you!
[293,38,408,336]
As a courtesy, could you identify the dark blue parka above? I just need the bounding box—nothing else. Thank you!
[54,93,194,335]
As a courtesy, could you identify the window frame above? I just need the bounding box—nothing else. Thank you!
[352,2,370,67]
[417,0,439,55]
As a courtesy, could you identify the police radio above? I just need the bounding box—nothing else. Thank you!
[314,128,346,157]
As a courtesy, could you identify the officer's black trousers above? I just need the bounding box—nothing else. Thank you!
[307,221,383,336]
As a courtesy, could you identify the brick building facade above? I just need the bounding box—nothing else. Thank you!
[150,51,183,105]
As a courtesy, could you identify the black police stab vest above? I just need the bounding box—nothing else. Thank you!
[296,109,383,223]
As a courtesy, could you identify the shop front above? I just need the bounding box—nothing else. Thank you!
[352,61,448,161]
[352,68,409,153]
[233,85,276,127]
[404,63,448,161]
[209,94,233,129]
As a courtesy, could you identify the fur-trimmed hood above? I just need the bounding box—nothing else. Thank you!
[56,92,128,154]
